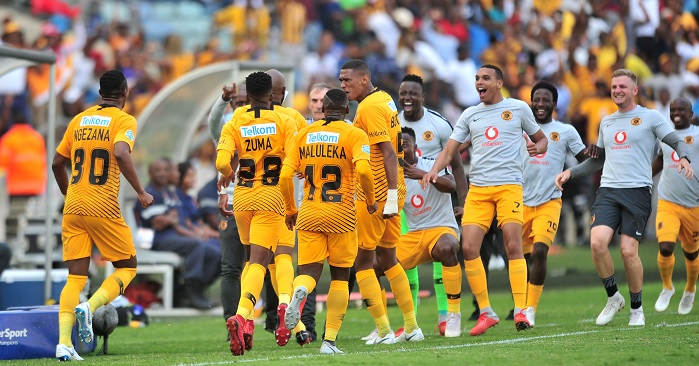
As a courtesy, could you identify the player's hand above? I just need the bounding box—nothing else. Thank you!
[524,134,538,156]
[555,170,571,191]
[222,83,237,102]
[217,174,233,193]
[421,170,439,190]
[138,192,154,208]
[404,162,427,181]
[295,172,304,180]
[584,144,600,159]
[218,192,234,217]
[366,201,378,214]
[453,206,464,221]
[679,157,694,180]
[285,212,298,230]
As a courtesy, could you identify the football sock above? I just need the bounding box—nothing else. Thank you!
[657,252,675,290]
[509,259,527,310]
[324,280,349,342]
[241,261,250,288]
[434,262,448,319]
[268,263,278,296]
[686,256,699,292]
[465,257,491,309]
[381,287,388,315]
[59,274,87,347]
[274,254,293,304]
[293,274,318,294]
[405,267,419,312]
[237,263,266,320]
[385,264,418,333]
[89,267,136,312]
[442,264,462,314]
[630,290,642,309]
[526,283,544,310]
[356,269,391,336]
[601,274,618,297]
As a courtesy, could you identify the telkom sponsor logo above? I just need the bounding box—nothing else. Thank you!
[241,123,277,137]
[80,116,112,127]
[307,131,340,144]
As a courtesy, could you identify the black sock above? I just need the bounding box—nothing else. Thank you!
[630,291,642,309]
[601,275,618,297]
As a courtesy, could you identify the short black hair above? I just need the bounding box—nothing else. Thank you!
[99,69,127,99]
[401,74,424,91]
[178,161,192,187]
[245,71,272,98]
[323,89,349,110]
[401,126,416,141]
[340,59,370,76]
[531,80,558,103]
[480,64,504,80]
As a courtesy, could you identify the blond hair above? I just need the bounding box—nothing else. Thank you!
[611,69,637,85]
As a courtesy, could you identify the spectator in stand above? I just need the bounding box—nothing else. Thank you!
[0,20,29,135]
[645,54,685,101]
[0,111,47,200]
[448,44,481,110]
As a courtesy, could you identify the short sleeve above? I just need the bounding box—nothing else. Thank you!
[113,115,138,151]
[356,103,391,145]
[449,110,471,143]
[651,111,676,140]
[520,102,540,136]
[566,126,586,156]
[56,117,78,158]
[597,121,606,148]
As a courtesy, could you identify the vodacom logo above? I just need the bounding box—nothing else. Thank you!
[485,126,499,141]
[614,131,627,144]
[410,194,424,208]
[671,151,680,162]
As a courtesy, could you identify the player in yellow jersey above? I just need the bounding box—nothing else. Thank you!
[280,89,377,354]
[339,59,421,344]
[51,70,153,361]
[215,71,297,356]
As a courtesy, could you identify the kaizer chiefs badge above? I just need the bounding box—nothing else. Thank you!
[220,219,228,230]
[631,117,642,126]
[550,132,560,141]
[423,130,434,142]
[685,136,694,145]
[501,110,513,121]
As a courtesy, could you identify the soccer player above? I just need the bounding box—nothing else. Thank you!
[423,64,548,336]
[398,74,468,333]
[521,81,589,326]
[280,89,377,354]
[207,81,247,332]
[556,69,694,326]
[51,70,154,361]
[652,97,699,315]
[339,59,421,344]
[216,71,297,356]
[388,126,462,337]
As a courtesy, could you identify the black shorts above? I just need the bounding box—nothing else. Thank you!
[590,187,652,241]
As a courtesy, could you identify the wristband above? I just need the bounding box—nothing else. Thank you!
[387,189,398,203]
[218,188,228,195]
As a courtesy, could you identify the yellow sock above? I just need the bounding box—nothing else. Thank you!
[385,264,417,333]
[381,288,388,315]
[658,253,675,290]
[324,280,349,342]
[241,261,250,288]
[268,263,278,295]
[465,258,490,309]
[237,263,266,320]
[356,269,391,336]
[293,274,318,294]
[88,267,136,312]
[526,283,544,310]
[686,257,699,292]
[442,264,462,314]
[509,259,527,309]
[58,275,87,347]
[275,254,294,304]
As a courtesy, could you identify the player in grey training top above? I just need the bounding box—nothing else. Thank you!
[556,69,694,328]
[380,126,462,337]
[398,74,467,333]
[424,64,548,336]
[520,81,589,327]
[651,97,699,316]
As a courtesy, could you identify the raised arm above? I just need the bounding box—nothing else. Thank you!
[422,138,460,189]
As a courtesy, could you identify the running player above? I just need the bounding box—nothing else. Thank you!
[52,70,153,361]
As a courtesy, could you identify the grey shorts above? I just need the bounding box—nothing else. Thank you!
[591,187,652,241]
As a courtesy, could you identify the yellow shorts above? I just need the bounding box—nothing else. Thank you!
[522,198,562,254]
[62,214,136,262]
[462,184,524,232]
[297,230,358,268]
[656,200,699,252]
[397,227,459,270]
[278,224,295,249]
[234,210,283,251]
[356,200,404,250]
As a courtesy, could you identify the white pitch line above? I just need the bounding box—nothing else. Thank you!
[180,321,699,366]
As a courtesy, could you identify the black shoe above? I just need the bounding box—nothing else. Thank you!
[295,330,311,346]
[264,315,277,334]
[184,280,212,309]
[469,308,480,321]
[506,309,514,320]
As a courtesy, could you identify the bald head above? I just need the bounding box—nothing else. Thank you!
[266,69,286,102]
[670,97,694,129]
